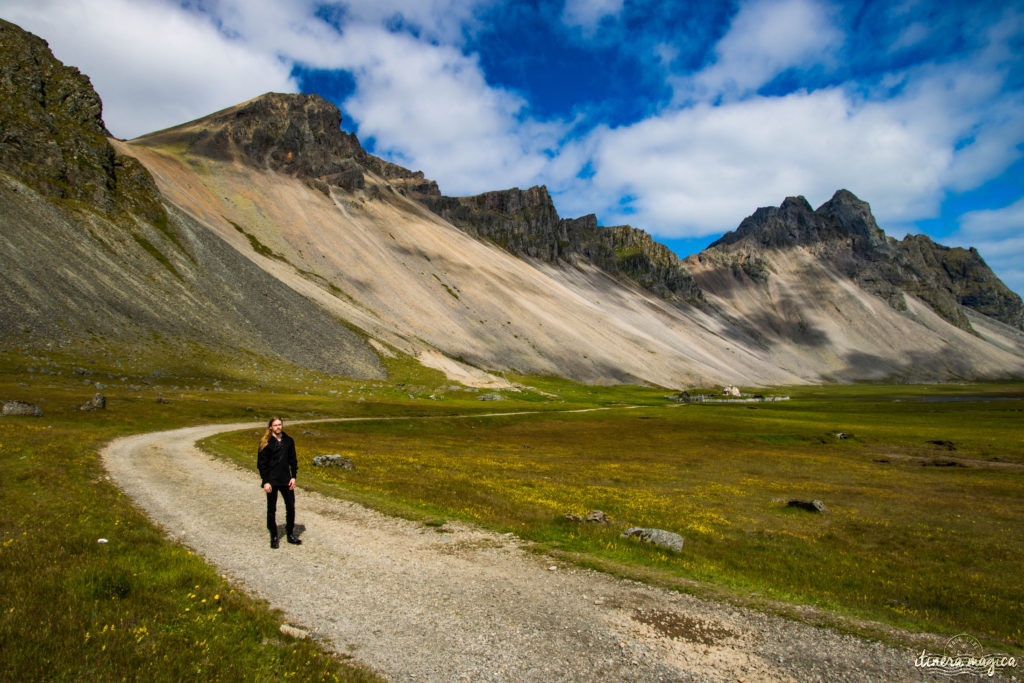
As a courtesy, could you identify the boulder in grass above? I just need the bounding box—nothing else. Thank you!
[585,510,611,525]
[787,499,827,513]
[621,527,685,553]
[80,393,106,411]
[312,454,355,469]
[2,400,43,416]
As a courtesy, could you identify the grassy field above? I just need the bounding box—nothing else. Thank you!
[205,381,1024,653]
[3,342,1022,679]
[0,349,389,682]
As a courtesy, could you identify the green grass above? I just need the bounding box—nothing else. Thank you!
[130,232,183,281]
[0,356,382,682]
[205,382,1024,653]
[5,340,1023,677]
[226,217,286,262]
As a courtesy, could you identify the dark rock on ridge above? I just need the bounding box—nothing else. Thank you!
[899,234,1023,330]
[419,186,705,304]
[702,190,1023,331]
[0,18,164,223]
[135,92,436,195]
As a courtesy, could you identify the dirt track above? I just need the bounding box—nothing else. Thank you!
[101,418,933,681]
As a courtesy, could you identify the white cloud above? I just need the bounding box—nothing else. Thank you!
[958,198,1024,239]
[333,26,562,193]
[1,0,298,138]
[683,0,843,101]
[561,0,624,34]
[2,0,1020,274]
[558,88,950,235]
[338,0,494,43]
[952,200,1024,294]
[554,0,1024,244]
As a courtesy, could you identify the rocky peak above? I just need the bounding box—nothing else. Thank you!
[196,92,364,167]
[135,91,434,194]
[0,20,161,223]
[712,190,892,253]
[136,92,366,191]
[702,189,1023,331]
[817,189,889,252]
[712,195,828,250]
[0,18,162,220]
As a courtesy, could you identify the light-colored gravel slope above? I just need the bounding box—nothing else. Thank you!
[101,418,934,682]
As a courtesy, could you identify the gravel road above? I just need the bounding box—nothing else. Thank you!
[101,418,938,682]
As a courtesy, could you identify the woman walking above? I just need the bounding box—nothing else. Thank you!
[257,416,302,548]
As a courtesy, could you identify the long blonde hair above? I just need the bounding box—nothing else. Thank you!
[259,416,282,451]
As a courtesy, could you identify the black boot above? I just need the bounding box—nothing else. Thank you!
[270,534,279,549]
[286,533,302,545]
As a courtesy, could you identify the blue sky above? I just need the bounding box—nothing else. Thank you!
[4,0,1023,293]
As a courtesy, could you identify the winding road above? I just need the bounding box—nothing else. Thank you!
[100,417,931,681]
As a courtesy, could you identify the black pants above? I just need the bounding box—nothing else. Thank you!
[265,484,296,536]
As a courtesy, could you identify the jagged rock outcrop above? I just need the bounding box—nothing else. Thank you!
[419,186,704,303]
[700,190,1023,331]
[420,185,563,258]
[0,18,164,222]
[135,92,436,195]
[898,234,1023,330]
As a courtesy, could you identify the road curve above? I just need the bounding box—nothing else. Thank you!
[101,418,928,682]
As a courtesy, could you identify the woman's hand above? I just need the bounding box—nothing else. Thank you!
[288,478,296,491]
[263,483,272,493]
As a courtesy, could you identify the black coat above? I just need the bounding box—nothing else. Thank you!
[258,432,298,487]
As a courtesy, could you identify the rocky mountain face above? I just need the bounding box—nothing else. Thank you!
[418,186,705,304]
[0,18,162,221]
[699,190,1024,332]
[135,92,437,196]
[0,21,383,379]
[140,93,702,305]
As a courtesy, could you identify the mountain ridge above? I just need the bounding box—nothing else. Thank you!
[128,87,1022,332]
[137,93,706,305]
[701,190,1023,332]
[2,18,1023,385]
